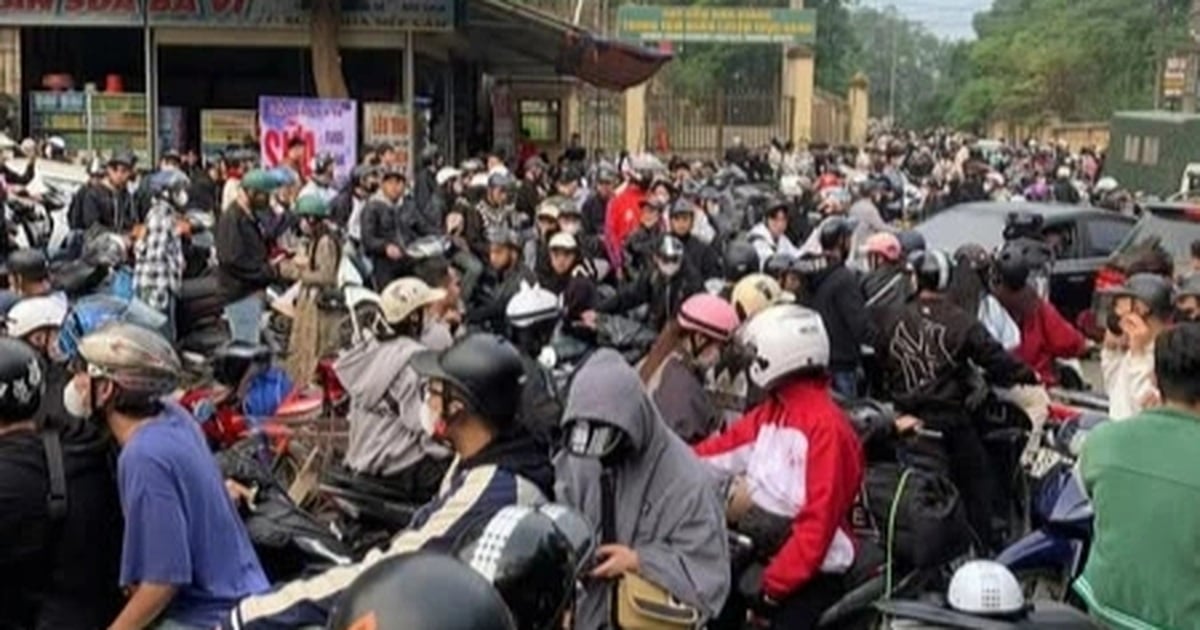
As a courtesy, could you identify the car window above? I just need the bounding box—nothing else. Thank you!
[1083,218,1133,257]
[1117,212,1200,269]
[916,209,1006,252]
[1043,222,1079,259]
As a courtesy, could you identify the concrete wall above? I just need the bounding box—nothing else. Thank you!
[986,119,1110,152]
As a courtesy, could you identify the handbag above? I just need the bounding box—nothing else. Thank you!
[616,572,700,630]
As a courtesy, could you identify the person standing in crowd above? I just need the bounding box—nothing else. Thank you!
[623,197,667,278]
[133,169,189,340]
[67,324,267,630]
[593,234,702,333]
[515,156,548,220]
[216,169,281,345]
[76,150,136,233]
[467,227,534,333]
[228,334,553,629]
[583,164,618,237]
[0,338,123,629]
[606,155,663,277]
[1101,274,1173,420]
[413,145,441,215]
[7,249,55,299]
[846,176,896,270]
[748,199,799,268]
[187,154,222,214]
[1074,323,1200,629]
[299,153,338,203]
[360,166,416,290]
[668,198,722,280]
[331,164,379,244]
[804,218,868,398]
[558,349,730,630]
[276,195,341,385]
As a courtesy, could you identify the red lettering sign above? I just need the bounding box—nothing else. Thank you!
[262,127,315,177]
[62,0,138,12]
[0,0,55,11]
[148,0,199,12]
[210,0,247,15]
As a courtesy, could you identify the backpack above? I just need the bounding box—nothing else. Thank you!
[853,462,972,569]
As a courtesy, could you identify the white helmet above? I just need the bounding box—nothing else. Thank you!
[7,296,68,339]
[436,167,462,187]
[737,304,829,390]
[947,560,1025,616]
[379,277,447,326]
[506,281,561,329]
[1095,176,1119,194]
[779,174,804,198]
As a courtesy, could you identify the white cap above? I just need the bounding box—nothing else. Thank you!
[537,201,561,220]
[548,232,578,250]
[435,167,461,186]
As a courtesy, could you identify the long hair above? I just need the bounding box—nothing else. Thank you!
[639,319,684,384]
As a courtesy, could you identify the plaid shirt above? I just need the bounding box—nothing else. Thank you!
[133,201,184,312]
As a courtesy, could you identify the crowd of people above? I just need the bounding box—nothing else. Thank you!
[0,127,1197,630]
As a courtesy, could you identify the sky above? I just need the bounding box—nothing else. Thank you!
[887,0,993,41]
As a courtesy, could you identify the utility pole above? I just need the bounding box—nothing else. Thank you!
[1185,0,1200,113]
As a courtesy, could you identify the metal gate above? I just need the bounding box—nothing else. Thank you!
[645,88,791,159]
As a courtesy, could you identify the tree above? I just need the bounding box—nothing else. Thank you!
[310,0,349,99]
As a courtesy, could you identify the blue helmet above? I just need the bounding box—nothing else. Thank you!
[58,295,168,362]
[147,168,190,197]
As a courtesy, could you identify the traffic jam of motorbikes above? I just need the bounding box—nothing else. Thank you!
[4,43,1200,630]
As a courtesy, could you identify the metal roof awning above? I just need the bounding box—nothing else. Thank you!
[463,0,672,90]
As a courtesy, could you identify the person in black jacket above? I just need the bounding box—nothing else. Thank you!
[360,167,418,290]
[873,250,1038,549]
[330,164,379,242]
[582,165,617,237]
[667,199,721,280]
[623,197,666,278]
[591,234,701,332]
[0,339,123,629]
[466,227,534,333]
[216,169,281,344]
[74,150,136,233]
[514,157,548,222]
[803,217,868,398]
[412,145,441,217]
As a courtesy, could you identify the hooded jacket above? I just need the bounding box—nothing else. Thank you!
[805,260,869,371]
[336,335,450,477]
[695,378,864,599]
[556,350,730,629]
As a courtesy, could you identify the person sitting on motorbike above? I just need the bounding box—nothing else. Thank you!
[229,334,554,629]
[336,276,454,501]
[949,244,1021,351]
[298,153,338,204]
[846,175,897,270]
[990,240,1086,385]
[468,227,535,333]
[720,238,762,294]
[539,232,596,296]
[75,150,137,233]
[802,217,868,398]
[860,232,910,322]
[1100,273,1173,420]
[274,195,342,385]
[7,295,69,421]
[589,234,703,334]
[133,169,189,340]
[1074,323,1200,629]
[638,293,739,444]
[0,337,125,629]
[558,349,730,630]
[557,199,604,274]
[67,323,268,629]
[331,164,379,243]
[669,199,722,280]
[361,166,419,290]
[623,196,667,278]
[1175,274,1200,322]
[505,282,565,449]
[763,252,796,295]
[748,198,799,269]
[6,248,53,299]
[874,250,1039,550]
[694,304,864,629]
[216,168,283,345]
[526,198,562,278]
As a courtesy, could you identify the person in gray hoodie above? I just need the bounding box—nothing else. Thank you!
[556,349,730,629]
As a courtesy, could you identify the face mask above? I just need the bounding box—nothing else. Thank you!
[172,189,189,209]
[561,220,582,235]
[538,345,558,369]
[63,380,90,419]
[658,260,681,278]
[419,402,440,437]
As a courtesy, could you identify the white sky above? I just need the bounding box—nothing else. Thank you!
[884,0,992,41]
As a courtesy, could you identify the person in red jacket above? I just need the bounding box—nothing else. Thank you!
[694,304,864,629]
[605,154,664,277]
[992,244,1086,385]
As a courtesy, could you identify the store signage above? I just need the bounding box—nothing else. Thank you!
[200,108,255,155]
[1163,56,1188,99]
[363,102,410,172]
[0,0,454,30]
[616,5,817,45]
[259,96,357,183]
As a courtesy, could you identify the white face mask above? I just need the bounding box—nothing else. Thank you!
[419,402,439,437]
[172,189,189,209]
[561,220,582,235]
[63,379,90,419]
[658,260,682,278]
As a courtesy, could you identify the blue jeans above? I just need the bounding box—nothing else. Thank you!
[224,292,263,344]
[831,369,859,399]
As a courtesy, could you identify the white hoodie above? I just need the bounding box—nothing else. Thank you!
[1102,343,1158,421]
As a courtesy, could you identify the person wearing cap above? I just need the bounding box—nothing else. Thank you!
[668,198,721,279]
[592,234,702,333]
[623,195,667,278]
[525,197,562,278]
[515,155,548,220]
[274,195,342,384]
[540,232,596,301]
[227,334,554,630]
[605,154,664,277]
[6,248,53,298]
[464,172,521,263]
[216,168,282,344]
[1176,274,1200,322]
[556,198,604,272]
[331,164,380,242]
[360,166,417,290]
[1101,274,1174,420]
[555,164,589,213]
[859,232,910,322]
[467,227,534,333]
[75,149,136,232]
[583,164,618,236]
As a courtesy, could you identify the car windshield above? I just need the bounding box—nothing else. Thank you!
[1117,211,1200,269]
[916,208,1008,252]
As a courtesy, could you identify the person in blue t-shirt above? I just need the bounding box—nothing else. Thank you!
[65,322,268,630]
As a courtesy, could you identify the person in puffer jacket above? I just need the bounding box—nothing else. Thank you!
[695,304,864,630]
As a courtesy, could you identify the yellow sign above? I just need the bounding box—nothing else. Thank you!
[617,6,817,44]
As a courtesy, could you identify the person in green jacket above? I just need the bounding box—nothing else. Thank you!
[1075,322,1200,629]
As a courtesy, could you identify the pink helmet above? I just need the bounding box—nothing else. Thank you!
[677,294,739,342]
[863,232,902,262]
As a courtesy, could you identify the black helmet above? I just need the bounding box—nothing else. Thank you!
[910,249,954,293]
[953,243,991,272]
[487,226,523,250]
[1177,274,1200,301]
[411,334,525,429]
[657,234,685,261]
[764,253,793,278]
[995,240,1051,289]
[328,552,516,630]
[0,338,43,423]
[1003,211,1045,241]
[897,230,926,255]
[7,249,48,281]
[723,239,759,282]
[818,216,857,252]
[1108,273,1174,318]
[455,504,591,630]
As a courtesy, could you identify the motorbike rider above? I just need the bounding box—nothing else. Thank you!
[669,198,722,280]
[361,165,419,290]
[606,154,664,277]
[695,304,864,629]
[590,234,703,333]
[748,198,799,268]
[558,349,730,630]
[463,172,522,264]
[7,248,54,298]
[846,175,897,270]
[623,196,667,277]
[133,168,189,340]
[860,232,910,321]
[556,196,604,271]
[413,145,442,217]
[526,198,562,277]
[298,153,337,203]
[0,138,36,208]
[66,323,268,629]
[330,164,379,242]
[873,250,1039,549]
[1175,274,1200,322]
[0,337,124,629]
[216,168,282,345]
[515,156,549,221]
[639,293,739,444]
[336,277,454,502]
[6,295,69,421]
[554,164,590,213]
[1100,273,1172,420]
[74,149,137,233]
[540,232,596,300]
[803,217,868,398]
[467,227,535,333]
[1074,323,1200,630]
[721,239,762,293]
[505,282,565,449]
[327,552,517,630]
[947,244,1021,351]
[229,333,554,629]
[582,164,617,237]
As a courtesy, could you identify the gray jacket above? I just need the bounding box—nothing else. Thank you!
[556,350,730,629]
[336,335,450,476]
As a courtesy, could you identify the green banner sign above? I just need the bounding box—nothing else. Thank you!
[617,5,817,45]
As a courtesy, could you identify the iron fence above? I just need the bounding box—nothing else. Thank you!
[645,89,791,159]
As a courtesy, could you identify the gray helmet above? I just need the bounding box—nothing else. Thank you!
[1107,273,1174,318]
[78,322,181,401]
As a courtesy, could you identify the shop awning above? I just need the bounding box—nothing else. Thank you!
[463,0,672,90]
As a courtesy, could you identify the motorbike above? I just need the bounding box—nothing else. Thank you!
[5,183,71,257]
[874,596,1099,629]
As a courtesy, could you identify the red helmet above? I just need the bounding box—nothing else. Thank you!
[677,294,739,343]
[816,173,842,191]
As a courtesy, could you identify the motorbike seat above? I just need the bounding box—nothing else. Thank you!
[215,341,273,364]
[321,465,427,504]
